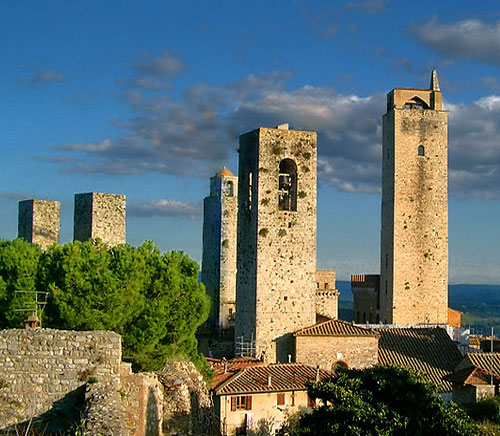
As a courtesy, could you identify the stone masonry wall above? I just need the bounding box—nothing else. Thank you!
[236,126,317,362]
[315,270,339,320]
[380,86,448,325]
[295,335,379,370]
[74,192,126,246]
[0,329,121,432]
[18,199,60,249]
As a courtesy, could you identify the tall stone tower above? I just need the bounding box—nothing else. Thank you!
[379,70,448,325]
[235,124,317,362]
[202,168,238,337]
[74,192,126,246]
[18,199,60,250]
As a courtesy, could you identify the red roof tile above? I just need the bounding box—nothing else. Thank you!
[444,366,500,386]
[214,364,331,395]
[294,319,379,337]
[209,357,265,389]
[466,353,500,377]
[376,326,462,392]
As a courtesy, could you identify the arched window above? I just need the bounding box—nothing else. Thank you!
[418,145,425,156]
[403,96,429,110]
[332,360,349,373]
[278,159,297,211]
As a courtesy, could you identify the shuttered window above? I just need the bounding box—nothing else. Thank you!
[231,395,252,411]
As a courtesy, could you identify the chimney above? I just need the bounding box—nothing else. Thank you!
[315,366,320,382]
[267,375,272,388]
[288,354,292,363]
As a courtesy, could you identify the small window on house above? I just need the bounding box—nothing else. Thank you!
[277,393,285,406]
[247,172,253,212]
[316,282,320,288]
[385,254,388,269]
[385,280,388,294]
[418,145,425,156]
[278,159,297,211]
[231,395,252,411]
[324,282,329,289]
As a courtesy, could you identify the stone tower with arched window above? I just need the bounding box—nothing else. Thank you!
[235,124,317,362]
[379,70,448,325]
[202,168,239,339]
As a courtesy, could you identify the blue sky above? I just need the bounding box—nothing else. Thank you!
[2,0,500,283]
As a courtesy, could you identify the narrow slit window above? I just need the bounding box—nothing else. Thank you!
[418,145,425,156]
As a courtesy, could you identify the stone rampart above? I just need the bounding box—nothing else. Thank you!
[0,329,121,432]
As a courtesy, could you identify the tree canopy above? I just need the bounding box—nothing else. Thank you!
[0,238,210,373]
[285,365,481,436]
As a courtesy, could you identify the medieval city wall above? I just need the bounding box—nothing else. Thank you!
[0,329,122,432]
[0,329,169,436]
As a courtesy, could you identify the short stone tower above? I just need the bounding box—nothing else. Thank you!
[202,168,238,337]
[235,124,317,362]
[379,70,448,325]
[73,192,126,246]
[18,199,60,249]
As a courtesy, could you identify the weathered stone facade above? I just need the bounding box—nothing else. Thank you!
[295,335,379,370]
[315,270,339,320]
[0,329,122,432]
[235,124,317,363]
[202,169,238,335]
[351,274,380,324]
[379,71,448,325]
[0,329,169,436]
[74,192,126,246]
[18,199,60,249]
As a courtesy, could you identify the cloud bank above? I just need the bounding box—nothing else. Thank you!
[49,53,500,199]
[410,17,500,66]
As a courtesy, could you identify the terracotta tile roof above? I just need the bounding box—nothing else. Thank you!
[208,357,265,389]
[376,327,462,392]
[214,364,331,395]
[294,319,379,337]
[444,366,500,386]
[466,353,500,377]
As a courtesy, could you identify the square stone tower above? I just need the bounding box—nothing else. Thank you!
[202,168,238,336]
[379,70,448,325]
[73,192,126,246]
[18,199,60,250]
[235,124,317,362]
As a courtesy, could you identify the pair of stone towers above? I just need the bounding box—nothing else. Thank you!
[353,70,448,326]
[202,124,321,361]
[18,192,126,249]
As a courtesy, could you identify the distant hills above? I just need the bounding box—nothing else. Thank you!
[337,281,500,334]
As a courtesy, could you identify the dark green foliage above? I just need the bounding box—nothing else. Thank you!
[284,365,481,436]
[467,396,500,424]
[0,239,42,328]
[0,239,210,375]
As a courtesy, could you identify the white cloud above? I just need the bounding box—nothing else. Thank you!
[128,199,201,219]
[410,17,500,65]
